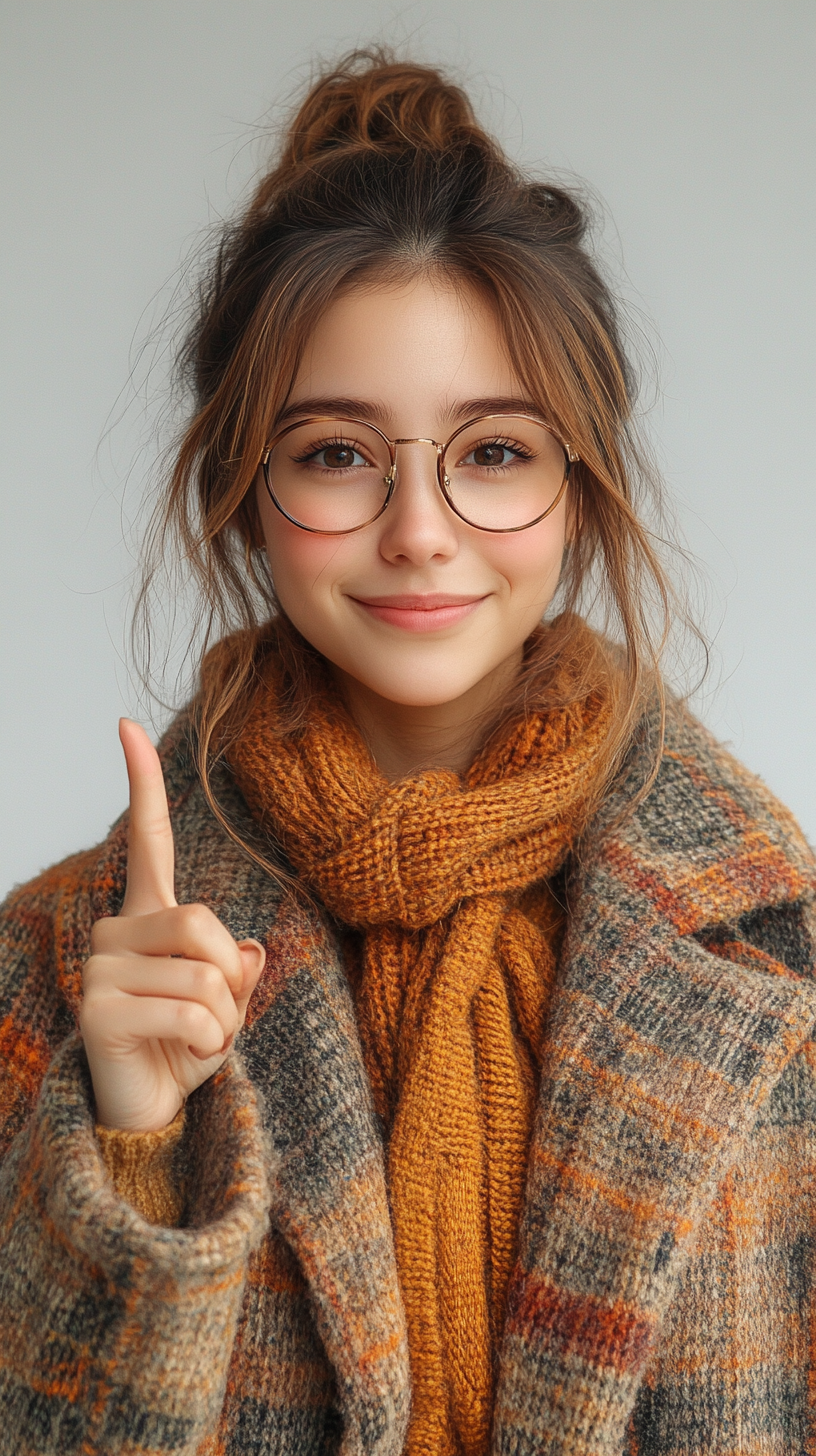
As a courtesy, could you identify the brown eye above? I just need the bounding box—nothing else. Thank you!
[472,443,510,467]
[319,444,363,469]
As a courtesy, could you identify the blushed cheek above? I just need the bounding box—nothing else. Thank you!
[484,523,567,610]
[262,511,354,601]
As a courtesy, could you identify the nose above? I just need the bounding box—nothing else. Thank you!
[376,439,460,565]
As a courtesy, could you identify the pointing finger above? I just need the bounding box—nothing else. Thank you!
[119,718,177,916]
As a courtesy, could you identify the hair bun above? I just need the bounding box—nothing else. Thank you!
[281,50,482,170]
[526,183,587,242]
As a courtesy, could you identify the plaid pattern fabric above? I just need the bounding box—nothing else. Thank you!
[1,702,815,1455]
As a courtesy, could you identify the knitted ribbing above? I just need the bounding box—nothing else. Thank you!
[228,627,613,1456]
[96,1107,187,1226]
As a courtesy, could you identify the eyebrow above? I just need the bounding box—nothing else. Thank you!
[273,394,543,430]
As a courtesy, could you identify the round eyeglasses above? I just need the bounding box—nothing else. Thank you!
[260,413,578,535]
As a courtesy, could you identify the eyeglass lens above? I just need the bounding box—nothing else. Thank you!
[264,415,568,532]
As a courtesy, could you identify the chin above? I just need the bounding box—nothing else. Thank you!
[350,661,490,708]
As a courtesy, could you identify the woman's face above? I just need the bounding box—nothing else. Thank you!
[257,276,570,710]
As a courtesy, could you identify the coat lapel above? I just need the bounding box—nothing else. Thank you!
[171,762,411,1456]
[493,712,816,1453]
[238,890,410,1455]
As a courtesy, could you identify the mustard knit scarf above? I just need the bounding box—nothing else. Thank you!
[228,627,612,1456]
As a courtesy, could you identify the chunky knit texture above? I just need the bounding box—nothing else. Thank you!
[228,631,612,1456]
[97,1107,187,1226]
[1,685,816,1454]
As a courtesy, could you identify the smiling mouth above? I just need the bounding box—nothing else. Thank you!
[349,593,489,632]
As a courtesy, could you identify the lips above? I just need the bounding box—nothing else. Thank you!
[350,592,488,632]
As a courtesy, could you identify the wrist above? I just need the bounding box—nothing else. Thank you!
[94,1093,185,1134]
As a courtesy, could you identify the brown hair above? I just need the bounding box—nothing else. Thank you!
[137,49,693,868]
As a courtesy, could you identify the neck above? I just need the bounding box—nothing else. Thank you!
[334,649,523,780]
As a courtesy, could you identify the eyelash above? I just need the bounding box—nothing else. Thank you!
[292,438,372,466]
[292,437,535,462]
[461,438,534,463]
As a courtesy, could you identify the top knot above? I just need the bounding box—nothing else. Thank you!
[280,50,482,169]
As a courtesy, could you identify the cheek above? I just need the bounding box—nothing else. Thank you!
[484,519,568,605]
[262,512,356,598]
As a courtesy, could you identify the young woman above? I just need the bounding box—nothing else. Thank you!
[1,53,814,1456]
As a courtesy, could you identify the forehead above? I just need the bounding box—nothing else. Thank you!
[288,275,522,425]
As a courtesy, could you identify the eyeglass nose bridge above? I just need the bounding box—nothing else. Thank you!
[385,436,446,489]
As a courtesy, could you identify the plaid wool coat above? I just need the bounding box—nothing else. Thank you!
[1,700,816,1456]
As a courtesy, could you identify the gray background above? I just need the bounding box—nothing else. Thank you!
[1,0,814,900]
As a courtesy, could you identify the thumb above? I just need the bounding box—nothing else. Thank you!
[234,939,266,1021]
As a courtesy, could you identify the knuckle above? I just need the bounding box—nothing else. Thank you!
[192,961,223,996]
[143,812,172,840]
[178,902,215,941]
[176,999,208,1035]
[90,916,116,952]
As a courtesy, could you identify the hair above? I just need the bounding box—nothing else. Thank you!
[136,48,695,876]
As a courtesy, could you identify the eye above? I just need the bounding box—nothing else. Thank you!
[460,438,532,469]
[469,443,511,467]
[302,441,370,471]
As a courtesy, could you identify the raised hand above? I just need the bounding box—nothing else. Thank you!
[79,719,266,1131]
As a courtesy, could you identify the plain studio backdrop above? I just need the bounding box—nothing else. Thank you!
[1,0,814,900]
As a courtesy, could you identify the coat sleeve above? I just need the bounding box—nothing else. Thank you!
[0,860,271,1456]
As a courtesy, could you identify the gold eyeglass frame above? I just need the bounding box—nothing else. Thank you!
[260,413,579,535]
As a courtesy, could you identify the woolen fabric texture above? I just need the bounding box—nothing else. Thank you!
[228,629,612,1456]
[96,1107,187,1226]
[1,675,816,1454]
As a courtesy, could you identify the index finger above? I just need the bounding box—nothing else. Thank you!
[119,718,177,916]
